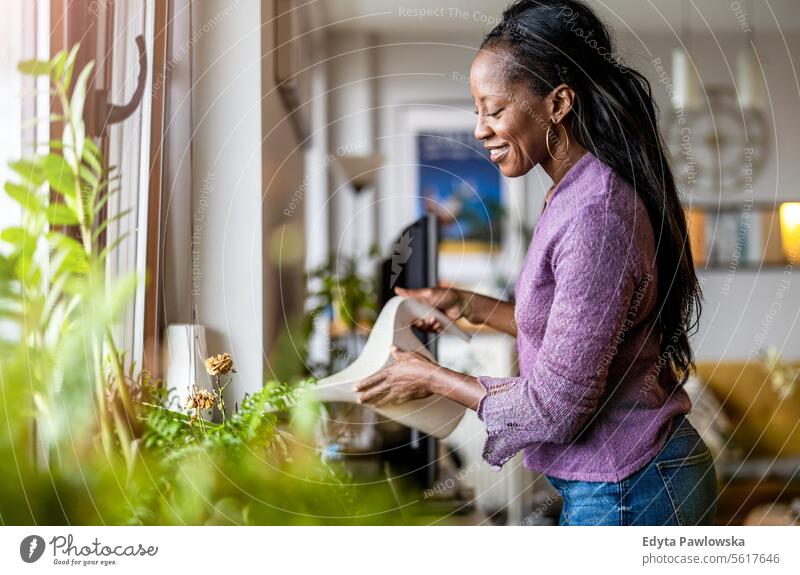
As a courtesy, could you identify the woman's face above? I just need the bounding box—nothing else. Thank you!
[470,49,551,178]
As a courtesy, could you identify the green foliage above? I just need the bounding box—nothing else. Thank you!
[304,251,380,376]
[306,252,378,333]
[0,44,432,526]
[141,379,312,460]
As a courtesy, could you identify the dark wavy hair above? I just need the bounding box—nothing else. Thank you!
[482,0,702,385]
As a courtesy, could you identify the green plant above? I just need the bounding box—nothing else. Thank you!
[4,45,137,466]
[306,251,378,331]
[304,249,380,375]
[141,377,313,460]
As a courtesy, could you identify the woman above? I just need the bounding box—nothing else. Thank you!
[354,0,717,526]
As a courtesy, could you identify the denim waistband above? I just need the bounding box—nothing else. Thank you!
[670,413,694,438]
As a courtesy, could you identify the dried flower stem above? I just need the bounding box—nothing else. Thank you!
[214,375,227,423]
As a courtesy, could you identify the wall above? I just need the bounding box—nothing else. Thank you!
[260,0,309,381]
[188,0,304,401]
[191,0,265,400]
[161,0,194,328]
[326,33,379,269]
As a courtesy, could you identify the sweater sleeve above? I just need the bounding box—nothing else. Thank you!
[476,205,644,469]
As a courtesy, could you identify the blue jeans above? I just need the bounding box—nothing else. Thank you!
[546,415,717,525]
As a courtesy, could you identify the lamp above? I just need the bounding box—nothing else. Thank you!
[335,153,384,258]
[737,46,765,110]
[672,48,701,110]
[672,1,701,110]
[779,202,800,264]
[736,1,765,110]
[336,153,384,194]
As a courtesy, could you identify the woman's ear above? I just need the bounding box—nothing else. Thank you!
[549,83,576,123]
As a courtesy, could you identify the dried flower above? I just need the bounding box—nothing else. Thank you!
[185,384,218,411]
[205,352,234,376]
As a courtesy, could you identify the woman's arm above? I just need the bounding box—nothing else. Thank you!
[395,287,517,336]
[429,367,485,411]
[354,346,485,410]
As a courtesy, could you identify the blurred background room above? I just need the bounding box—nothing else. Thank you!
[1,0,799,526]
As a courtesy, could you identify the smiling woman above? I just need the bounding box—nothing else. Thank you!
[356,0,715,526]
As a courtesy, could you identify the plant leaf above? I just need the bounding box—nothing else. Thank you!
[62,121,86,172]
[48,231,89,275]
[18,59,52,76]
[50,49,68,82]
[4,182,43,212]
[82,144,102,174]
[62,44,81,89]
[93,186,120,216]
[68,62,93,147]
[79,164,98,188]
[46,203,79,225]
[21,114,65,130]
[92,208,133,243]
[98,232,129,263]
[41,154,78,199]
[83,138,100,155]
[1,227,27,246]
[8,159,45,187]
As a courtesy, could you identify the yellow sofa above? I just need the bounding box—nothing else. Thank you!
[695,361,800,457]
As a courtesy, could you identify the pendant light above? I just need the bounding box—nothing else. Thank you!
[737,0,765,110]
[672,0,701,110]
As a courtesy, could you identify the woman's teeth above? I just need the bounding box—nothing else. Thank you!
[489,145,510,162]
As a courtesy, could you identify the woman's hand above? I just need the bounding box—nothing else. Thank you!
[353,346,437,407]
[395,286,473,333]
[395,286,518,337]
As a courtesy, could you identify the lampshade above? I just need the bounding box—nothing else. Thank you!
[671,48,701,110]
[336,154,384,194]
[737,46,766,110]
[779,202,800,264]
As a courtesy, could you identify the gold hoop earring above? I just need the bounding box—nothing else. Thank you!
[545,121,570,161]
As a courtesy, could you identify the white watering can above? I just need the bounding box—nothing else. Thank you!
[307,296,471,439]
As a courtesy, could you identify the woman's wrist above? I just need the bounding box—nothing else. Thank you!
[459,290,486,324]
[458,292,517,336]
[429,366,484,411]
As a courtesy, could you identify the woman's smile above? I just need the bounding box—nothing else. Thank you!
[487,143,511,163]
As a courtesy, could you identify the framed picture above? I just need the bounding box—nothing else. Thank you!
[416,130,503,252]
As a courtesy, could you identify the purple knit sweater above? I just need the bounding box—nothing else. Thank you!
[477,151,691,482]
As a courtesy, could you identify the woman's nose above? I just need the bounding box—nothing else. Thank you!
[474,115,492,141]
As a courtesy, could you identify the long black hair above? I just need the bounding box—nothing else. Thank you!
[482,0,702,385]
